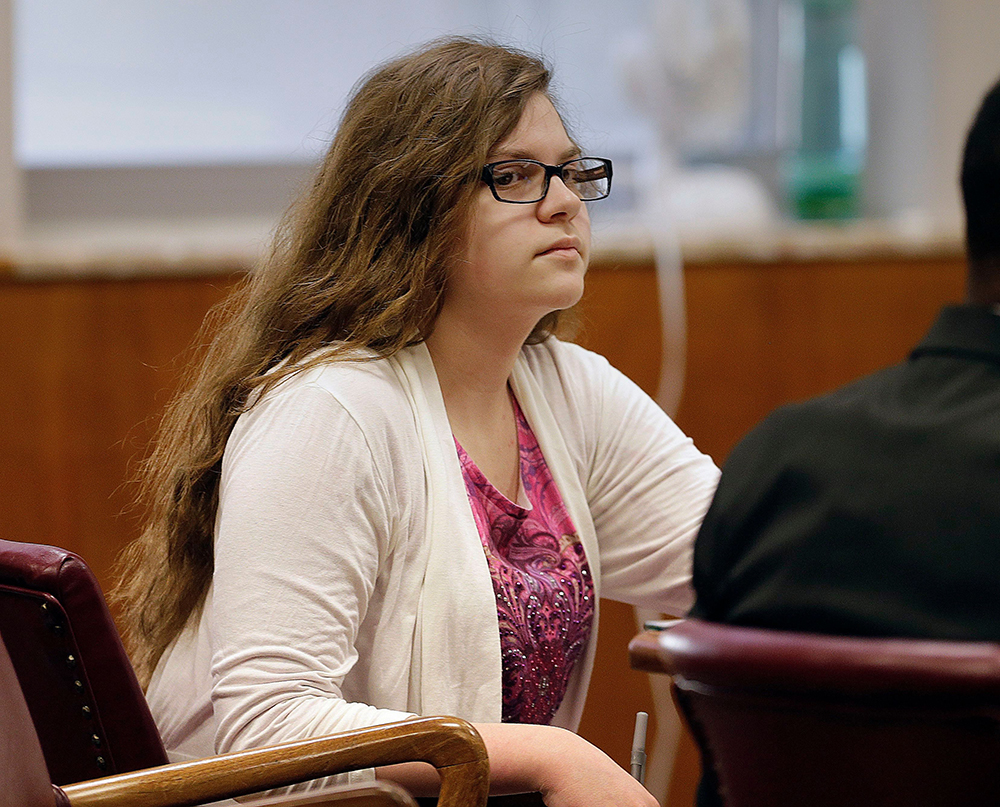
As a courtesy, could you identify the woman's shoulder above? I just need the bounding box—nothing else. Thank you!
[247,350,421,448]
[519,338,645,408]
[520,337,616,380]
[227,352,426,496]
[270,349,410,406]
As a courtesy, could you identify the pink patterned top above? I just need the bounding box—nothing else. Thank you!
[455,397,595,724]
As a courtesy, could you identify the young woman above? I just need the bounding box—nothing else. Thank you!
[116,37,719,807]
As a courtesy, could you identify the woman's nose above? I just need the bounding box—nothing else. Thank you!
[537,174,583,220]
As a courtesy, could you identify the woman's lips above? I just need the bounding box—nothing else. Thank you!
[538,239,580,257]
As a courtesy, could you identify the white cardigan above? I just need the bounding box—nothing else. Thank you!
[147,338,719,778]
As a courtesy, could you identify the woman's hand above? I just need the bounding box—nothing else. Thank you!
[474,723,660,807]
[378,722,657,807]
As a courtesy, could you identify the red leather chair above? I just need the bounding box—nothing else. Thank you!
[0,538,166,783]
[0,539,489,807]
[0,627,437,807]
[630,618,1000,807]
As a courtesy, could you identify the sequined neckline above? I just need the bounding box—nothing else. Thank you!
[456,396,595,724]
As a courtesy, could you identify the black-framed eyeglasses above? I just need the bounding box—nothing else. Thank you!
[481,157,613,204]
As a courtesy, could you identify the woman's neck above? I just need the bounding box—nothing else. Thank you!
[424,313,528,500]
[424,306,530,409]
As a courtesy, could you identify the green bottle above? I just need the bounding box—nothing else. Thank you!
[785,0,867,220]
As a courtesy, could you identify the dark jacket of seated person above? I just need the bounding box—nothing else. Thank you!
[690,302,1000,641]
[687,305,1000,807]
[691,70,1000,642]
[686,73,1000,807]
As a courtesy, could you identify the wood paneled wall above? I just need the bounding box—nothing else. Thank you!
[0,273,241,582]
[576,253,966,462]
[0,250,966,805]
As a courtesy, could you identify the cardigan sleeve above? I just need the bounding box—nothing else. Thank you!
[547,343,720,616]
[208,378,415,763]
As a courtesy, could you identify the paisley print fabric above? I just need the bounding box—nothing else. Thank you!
[456,397,595,724]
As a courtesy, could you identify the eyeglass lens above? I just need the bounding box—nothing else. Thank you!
[491,158,611,203]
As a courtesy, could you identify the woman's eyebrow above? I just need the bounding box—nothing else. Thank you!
[488,146,583,163]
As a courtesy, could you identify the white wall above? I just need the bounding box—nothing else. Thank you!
[14,0,650,169]
[928,0,1000,232]
[4,0,1000,250]
[0,0,20,250]
[11,0,655,241]
[860,0,934,221]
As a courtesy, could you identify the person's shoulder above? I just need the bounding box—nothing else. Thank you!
[298,352,404,393]
[766,359,904,421]
[260,349,417,433]
[520,337,617,382]
[274,345,400,394]
[730,364,904,470]
[773,362,906,434]
[518,338,639,420]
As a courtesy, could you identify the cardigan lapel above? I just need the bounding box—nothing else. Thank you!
[389,344,503,722]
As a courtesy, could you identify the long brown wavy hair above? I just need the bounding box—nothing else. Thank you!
[114,37,564,685]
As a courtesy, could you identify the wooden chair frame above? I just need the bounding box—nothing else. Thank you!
[57,716,489,807]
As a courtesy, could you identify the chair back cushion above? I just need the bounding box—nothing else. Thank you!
[0,633,58,807]
[0,539,168,785]
[649,620,1000,807]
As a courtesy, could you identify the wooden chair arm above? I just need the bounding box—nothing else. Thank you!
[59,716,489,807]
[628,630,673,676]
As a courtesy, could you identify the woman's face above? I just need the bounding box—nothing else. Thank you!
[444,93,592,337]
